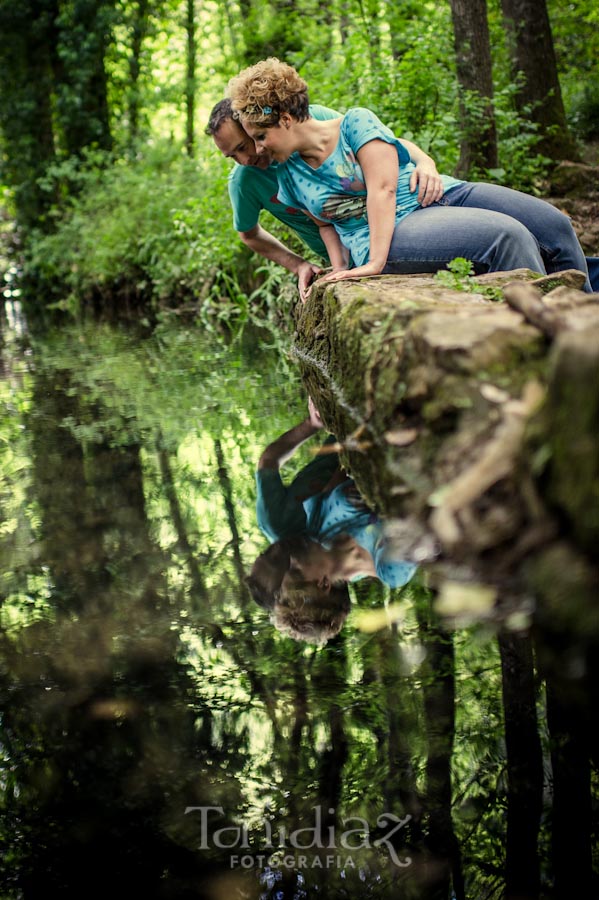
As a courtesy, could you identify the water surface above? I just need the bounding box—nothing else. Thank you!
[0,310,596,898]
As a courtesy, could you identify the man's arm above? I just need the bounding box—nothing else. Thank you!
[239,224,322,299]
[258,399,324,470]
[306,216,347,273]
[398,138,444,207]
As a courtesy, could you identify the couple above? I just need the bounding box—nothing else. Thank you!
[224,57,595,294]
[247,398,418,645]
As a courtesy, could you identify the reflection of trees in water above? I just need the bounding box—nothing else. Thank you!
[0,365,244,894]
[0,333,596,898]
[499,631,542,898]
[213,436,250,601]
[537,620,597,898]
[156,426,208,604]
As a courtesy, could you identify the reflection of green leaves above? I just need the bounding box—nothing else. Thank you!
[29,322,300,450]
[0,320,522,896]
[1,320,310,637]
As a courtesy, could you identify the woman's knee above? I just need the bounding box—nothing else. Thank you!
[485,218,544,271]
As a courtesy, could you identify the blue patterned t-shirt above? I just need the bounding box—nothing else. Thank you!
[277,107,462,267]
[302,483,418,589]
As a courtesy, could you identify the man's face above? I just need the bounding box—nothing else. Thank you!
[212,118,271,168]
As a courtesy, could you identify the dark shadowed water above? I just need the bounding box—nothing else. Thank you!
[0,304,597,899]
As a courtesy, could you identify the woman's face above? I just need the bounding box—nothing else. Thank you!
[243,118,297,163]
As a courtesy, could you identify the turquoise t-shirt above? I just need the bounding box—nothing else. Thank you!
[276,107,463,267]
[255,441,340,543]
[228,104,341,259]
[302,482,418,589]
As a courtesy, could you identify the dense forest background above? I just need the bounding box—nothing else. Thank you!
[0,0,598,319]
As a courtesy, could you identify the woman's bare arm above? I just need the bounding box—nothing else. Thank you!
[318,138,399,284]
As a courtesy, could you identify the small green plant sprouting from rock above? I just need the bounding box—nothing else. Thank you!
[434,258,504,301]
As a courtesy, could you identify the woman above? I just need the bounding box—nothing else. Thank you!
[247,477,418,611]
[228,59,593,293]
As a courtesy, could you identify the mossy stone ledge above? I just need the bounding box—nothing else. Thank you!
[293,269,599,623]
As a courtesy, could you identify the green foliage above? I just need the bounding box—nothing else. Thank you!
[566,77,599,141]
[434,256,477,287]
[550,0,599,142]
[434,257,505,301]
[24,143,277,321]
[20,136,307,332]
[0,0,594,319]
[53,0,117,154]
[490,94,553,192]
[294,4,462,175]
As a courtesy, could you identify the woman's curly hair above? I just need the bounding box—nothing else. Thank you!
[228,57,310,125]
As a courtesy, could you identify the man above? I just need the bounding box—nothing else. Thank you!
[255,396,341,544]
[205,98,341,298]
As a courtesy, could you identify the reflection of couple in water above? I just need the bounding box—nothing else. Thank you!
[247,398,417,644]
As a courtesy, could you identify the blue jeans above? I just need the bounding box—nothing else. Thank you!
[383,182,593,293]
[587,256,599,292]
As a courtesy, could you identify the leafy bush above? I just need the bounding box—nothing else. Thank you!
[485,86,553,192]
[22,143,268,316]
[22,141,312,330]
[567,77,599,141]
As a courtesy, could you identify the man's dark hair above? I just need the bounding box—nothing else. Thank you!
[205,98,234,136]
[246,535,316,610]
[245,539,292,609]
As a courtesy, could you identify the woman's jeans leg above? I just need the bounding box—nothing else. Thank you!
[440,182,592,292]
[384,182,592,293]
[384,205,546,277]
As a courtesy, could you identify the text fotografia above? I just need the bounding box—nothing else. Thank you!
[184,805,412,869]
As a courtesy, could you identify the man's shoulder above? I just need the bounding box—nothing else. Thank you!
[229,163,278,191]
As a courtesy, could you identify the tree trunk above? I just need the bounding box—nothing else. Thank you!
[185,0,196,158]
[214,437,250,600]
[385,0,420,61]
[128,0,149,149]
[156,431,208,603]
[53,0,114,155]
[415,593,465,900]
[378,628,424,824]
[0,0,58,230]
[357,0,381,72]
[500,0,579,160]
[545,676,592,896]
[339,0,350,45]
[448,0,498,175]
